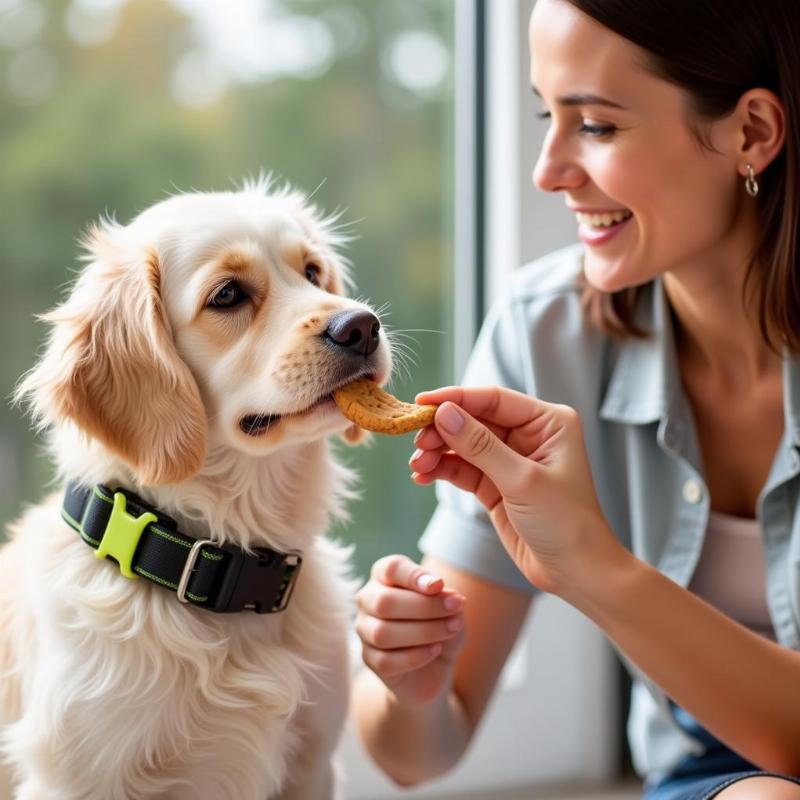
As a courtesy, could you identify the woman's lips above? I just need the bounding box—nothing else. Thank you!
[576,212,633,246]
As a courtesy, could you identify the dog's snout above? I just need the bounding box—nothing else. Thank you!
[324,310,380,357]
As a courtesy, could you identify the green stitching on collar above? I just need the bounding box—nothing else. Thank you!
[133,566,208,602]
[61,508,100,546]
[63,505,209,602]
[89,488,223,561]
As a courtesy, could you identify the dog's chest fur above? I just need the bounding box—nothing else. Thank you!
[0,454,357,799]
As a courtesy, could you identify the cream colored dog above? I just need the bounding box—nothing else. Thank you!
[0,180,392,800]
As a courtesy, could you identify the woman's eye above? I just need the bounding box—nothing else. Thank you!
[208,280,248,309]
[535,110,614,138]
[579,121,616,137]
[305,263,322,287]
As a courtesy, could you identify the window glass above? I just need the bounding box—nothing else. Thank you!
[0,0,455,579]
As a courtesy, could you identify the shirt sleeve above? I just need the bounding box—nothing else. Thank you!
[417,290,537,594]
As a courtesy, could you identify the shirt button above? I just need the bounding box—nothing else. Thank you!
[682,479,703,504]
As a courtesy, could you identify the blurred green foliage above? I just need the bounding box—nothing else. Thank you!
[0,0,454,579]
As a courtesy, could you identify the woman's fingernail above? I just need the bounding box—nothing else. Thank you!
[443,595,463,611]
[416,573,439,591]
[437,403,464,435]
[409,449,423,465]
[446,616,463,632]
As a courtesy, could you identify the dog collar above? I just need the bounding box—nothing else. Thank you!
[61,482,302,614]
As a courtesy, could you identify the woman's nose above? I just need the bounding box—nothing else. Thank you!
[532,131,585,193]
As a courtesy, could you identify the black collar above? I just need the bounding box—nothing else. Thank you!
[62,482,302,614]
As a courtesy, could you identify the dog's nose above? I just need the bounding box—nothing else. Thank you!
[324,310,380,357]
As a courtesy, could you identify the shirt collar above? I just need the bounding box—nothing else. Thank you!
[599,279,800,450]
[599,279,682,426]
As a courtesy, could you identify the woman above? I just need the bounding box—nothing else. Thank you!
[351,1,800,799]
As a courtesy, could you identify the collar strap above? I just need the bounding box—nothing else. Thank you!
[62,482,302,614]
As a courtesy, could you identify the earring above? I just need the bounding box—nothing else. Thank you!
[745,163,759,197]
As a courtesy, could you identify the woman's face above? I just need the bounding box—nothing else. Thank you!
[529,0,747,292]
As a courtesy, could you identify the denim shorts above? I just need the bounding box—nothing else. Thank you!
[643,707,800,800]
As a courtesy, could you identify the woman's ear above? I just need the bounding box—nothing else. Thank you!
[16,223,207,485]
[734,87,786,175]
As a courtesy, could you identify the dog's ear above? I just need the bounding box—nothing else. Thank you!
[16,223,207,485]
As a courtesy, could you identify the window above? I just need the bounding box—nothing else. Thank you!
[0,0,455,582]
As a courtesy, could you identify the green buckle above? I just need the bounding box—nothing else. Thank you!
[95,491,157,579]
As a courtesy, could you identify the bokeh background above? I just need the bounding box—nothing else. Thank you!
[0,0,455,578]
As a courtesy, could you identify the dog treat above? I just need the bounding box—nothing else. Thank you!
[333,378,437,435]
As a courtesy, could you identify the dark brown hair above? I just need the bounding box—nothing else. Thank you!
[565,0,800,351]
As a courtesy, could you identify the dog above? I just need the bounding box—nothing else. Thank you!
[0,179,392,800]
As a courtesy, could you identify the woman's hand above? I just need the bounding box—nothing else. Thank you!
[410,386,621,596]
[355,555,466,707]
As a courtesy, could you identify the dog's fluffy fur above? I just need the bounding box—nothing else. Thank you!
[0,180,392,800]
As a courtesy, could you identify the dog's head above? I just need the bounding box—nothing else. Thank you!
[18,181,391,486]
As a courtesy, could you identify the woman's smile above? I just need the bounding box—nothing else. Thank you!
[573,208,634,246]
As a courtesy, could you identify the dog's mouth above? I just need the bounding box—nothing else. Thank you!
[239,413,286,436]
[238,398,334,436]
[239,373,377,437]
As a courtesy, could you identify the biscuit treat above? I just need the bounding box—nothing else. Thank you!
[333,378,437,435]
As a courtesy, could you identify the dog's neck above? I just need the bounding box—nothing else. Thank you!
[50,424,357,554]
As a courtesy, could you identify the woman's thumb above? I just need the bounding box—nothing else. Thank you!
[434,402,526,492]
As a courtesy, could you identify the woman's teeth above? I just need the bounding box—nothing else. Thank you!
[576,210,632,228]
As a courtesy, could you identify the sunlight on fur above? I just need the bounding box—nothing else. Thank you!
[0,179,393,800]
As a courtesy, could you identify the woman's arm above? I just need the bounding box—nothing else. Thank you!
[569,545,800,774]
[412,385,800,773]
[352,554,533,787]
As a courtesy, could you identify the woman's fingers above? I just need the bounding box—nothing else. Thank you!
[414,416,509,452]
[355,556,470,695]
[355,556,466,678]
[357,582,464,621]
[360,642,444,680]
[408,446,444,474]
[370,554,445,594]
[414,424,445,450]
[417,385,547,429]
[412,452,502,511]
[428,403,538,502]
[354,612,464,651]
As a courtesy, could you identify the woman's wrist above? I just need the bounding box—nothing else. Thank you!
[554,519,639,613]
[357,669,469,785]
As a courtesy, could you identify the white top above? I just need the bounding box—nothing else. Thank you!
[688,511,774,640]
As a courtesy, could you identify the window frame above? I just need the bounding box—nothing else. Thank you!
[339,2,621,797]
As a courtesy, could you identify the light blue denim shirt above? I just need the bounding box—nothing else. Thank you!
[418,243,800,778]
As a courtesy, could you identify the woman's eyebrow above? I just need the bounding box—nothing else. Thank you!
[531,85,627,110]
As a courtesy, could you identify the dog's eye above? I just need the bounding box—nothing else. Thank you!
[208,280,248,309]
[305,263,322,287]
